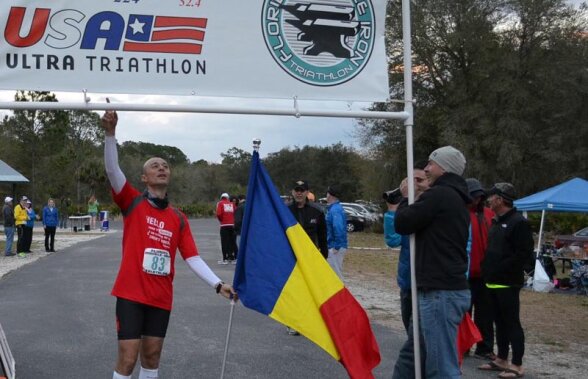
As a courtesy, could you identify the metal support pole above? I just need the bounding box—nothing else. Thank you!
[0,101,409,121]
[402,0,422,378]
[220,299,237,379]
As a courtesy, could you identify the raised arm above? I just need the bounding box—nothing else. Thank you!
[101,107,126,194]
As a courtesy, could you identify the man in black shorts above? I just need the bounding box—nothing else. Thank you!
[101,107,236,379]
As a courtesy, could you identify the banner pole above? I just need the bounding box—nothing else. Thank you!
[401,0,422,378]
[0,101,409,121]
[220,299,236,379]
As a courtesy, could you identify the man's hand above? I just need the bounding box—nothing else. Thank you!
[218,283,238,301]
[399,178,409,197]
[101,98,118,136]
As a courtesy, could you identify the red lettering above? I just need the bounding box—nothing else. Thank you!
[5,7,50,48]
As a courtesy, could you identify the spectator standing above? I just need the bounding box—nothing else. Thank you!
[3,196,15,256]
[392,146,471,379]
[22,200,35,253]
[88,195,99,230]
[325,185,347,281]
[14,196,29,256]
[43,198,59,252]
[59,196,71,229]
[384,164,429,333]
[465,178,496,360]
[233,195,246,248]
[285,180,328,336]
[478,183,533,378]
[101,107,235,379]
[288,180,328,259]
[216,193,236,264]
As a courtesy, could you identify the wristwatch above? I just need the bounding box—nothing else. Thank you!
[215,281,225,294]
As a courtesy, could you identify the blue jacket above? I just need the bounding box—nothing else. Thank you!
[326,201,348,250]
[384,211,410,290]
[25,209,36,228]
[43,206,59,227]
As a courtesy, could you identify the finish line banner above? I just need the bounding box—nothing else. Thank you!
[0,0,389,101]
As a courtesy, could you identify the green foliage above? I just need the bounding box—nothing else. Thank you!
[263,144,365,201]
[359,0,588,194]
[119,141,189,166]
[176,202,215,217]
[527,212,588,236]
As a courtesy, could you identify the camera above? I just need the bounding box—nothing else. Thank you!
[383,188,403,204]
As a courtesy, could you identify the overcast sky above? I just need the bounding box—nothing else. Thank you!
[0,91,367,163]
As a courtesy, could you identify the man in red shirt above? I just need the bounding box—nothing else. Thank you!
[466,178,496,360]
[101,108,235,379]
[216,193,237,264]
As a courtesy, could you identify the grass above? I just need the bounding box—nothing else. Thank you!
[346,232,588,352]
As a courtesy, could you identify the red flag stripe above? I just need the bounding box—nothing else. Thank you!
[154,16,207,28]
[123,42,202,54]
[151,29,205,42]
[320,288,381,379]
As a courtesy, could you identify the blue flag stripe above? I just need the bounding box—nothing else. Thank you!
[233,151,299,315]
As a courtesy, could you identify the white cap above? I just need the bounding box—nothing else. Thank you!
[220,193,229,199]
[4,196,13,203]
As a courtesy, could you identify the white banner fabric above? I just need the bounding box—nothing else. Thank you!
[0,0,389,101]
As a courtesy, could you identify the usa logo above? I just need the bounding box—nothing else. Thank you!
[261,0,376,87]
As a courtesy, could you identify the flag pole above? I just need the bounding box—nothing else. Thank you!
[220,298,236,379]
[221,138,261,379]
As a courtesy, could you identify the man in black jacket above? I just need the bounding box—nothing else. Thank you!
[478,183,533,378]
[392,146,471,379]
[288,180,328,259]
[285,180,328,336]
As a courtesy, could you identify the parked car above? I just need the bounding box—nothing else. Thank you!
[554,226,588,249]
[341,202,379,222]
[344,209,366,232]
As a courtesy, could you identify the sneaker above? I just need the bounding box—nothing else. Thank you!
[5,253,15,257]
[286,327,300,336]
[17,252,26,258]
[218,260,229,265]
[231,260,237,265]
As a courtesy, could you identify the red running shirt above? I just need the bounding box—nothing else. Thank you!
[111,182,198,310]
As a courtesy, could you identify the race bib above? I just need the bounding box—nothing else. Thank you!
[142,248,171,276]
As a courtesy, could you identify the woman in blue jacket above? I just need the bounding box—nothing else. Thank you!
[22,200,36,253]
[43,198,59,252]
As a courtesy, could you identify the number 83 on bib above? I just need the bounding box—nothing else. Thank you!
[143,248,171,276]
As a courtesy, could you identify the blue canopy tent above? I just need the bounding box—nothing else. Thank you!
[514,177,588,254]
[514,177,588,291]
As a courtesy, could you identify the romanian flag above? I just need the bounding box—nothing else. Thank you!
[233,151,381,378]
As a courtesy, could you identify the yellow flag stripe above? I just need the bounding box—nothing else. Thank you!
[269,224,344,360]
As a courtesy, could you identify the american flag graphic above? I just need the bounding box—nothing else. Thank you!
[123,14,207,54]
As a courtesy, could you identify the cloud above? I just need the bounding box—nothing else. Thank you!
[0,90,366,162]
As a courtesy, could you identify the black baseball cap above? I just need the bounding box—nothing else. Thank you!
[293,180,309,191]
[487,182,516,202]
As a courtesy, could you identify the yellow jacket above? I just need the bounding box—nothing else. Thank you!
[14,204,28,226]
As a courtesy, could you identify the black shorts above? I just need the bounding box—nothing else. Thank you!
[116,297,171,340]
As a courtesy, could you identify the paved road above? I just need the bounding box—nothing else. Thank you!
[0,219,529,378]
